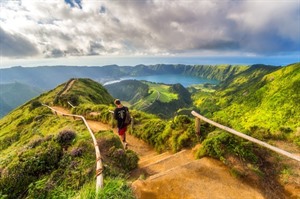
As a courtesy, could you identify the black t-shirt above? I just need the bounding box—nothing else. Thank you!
[114,106,128,128]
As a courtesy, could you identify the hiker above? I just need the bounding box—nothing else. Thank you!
[113,99,131,148]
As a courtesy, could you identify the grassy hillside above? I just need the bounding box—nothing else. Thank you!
[195,63,300,145]
[105,79,149,103]
[0,79,137,199]
[0,82,43,117]
[53,78,114,107]
[1,67,298,198]
[105,80,193,118]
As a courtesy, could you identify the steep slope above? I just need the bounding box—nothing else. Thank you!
[0,78,135,199]
[208,63,300,135]
[53,78,114,107]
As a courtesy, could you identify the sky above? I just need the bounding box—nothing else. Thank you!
[0,0,299,68]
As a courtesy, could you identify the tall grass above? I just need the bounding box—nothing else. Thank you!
[77,178,135,199]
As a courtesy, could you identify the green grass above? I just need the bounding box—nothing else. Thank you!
[76,178,135,199]
[146,82,178,103]
[0,96,138,199]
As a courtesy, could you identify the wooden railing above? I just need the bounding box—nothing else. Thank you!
[191,111,300,162]
[42,104,104,193]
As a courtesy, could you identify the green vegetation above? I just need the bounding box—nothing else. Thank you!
[0,79,137,199]
[105,80,149,103]
[54,78,114,107]
[76,178,135,199]
[105,80,193,118]
[129,114,197,153]
[146,82,178,103]
[194,63,300,145]
[196,130,258,163]
[1,62,299,198]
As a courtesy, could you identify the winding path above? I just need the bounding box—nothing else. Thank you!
[48,106,271,199]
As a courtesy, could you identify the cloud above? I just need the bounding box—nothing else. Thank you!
[0,0,299,60]
[0,27,39,57]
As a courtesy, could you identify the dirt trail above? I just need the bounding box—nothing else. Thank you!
[51,106,154,157]
[51,106,267,199]
[61,79,76,95]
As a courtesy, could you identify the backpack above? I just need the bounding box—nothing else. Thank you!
[124,107,131,125]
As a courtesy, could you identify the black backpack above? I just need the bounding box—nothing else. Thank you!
[124,107,131,125]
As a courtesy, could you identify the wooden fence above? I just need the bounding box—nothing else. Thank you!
[191,111,300,162]
[42,104,104,193]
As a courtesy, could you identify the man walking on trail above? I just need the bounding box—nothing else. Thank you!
[113,99,130,149]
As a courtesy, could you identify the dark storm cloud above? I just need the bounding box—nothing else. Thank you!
[0,27,39,57]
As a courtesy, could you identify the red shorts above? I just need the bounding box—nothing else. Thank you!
[118,126,127,136]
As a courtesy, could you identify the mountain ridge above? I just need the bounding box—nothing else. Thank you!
[0,64,277,117]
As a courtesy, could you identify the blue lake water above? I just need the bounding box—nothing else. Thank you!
[105,74,219,87]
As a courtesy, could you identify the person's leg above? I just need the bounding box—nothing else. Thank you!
[118,127,128,148]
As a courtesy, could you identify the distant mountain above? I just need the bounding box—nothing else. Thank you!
[0,82,43,117]
[0,65,126,90]
[0,64,254,91]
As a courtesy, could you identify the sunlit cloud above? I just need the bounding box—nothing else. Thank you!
[0,0,299,66]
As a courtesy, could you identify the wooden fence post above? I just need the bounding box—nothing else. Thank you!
[195,117,201,136]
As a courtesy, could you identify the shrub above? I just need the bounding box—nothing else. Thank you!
[27,135,54,149]
[0,132,20,151]
[196,131,258,163]
[56,130,76,149]
[20,141,63,176]
[70,147,84,157]
[172,115,192,129]
[0,141,62,198]
[30,101,42,111]
[108,147,139,172]
[135,119,166,147]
